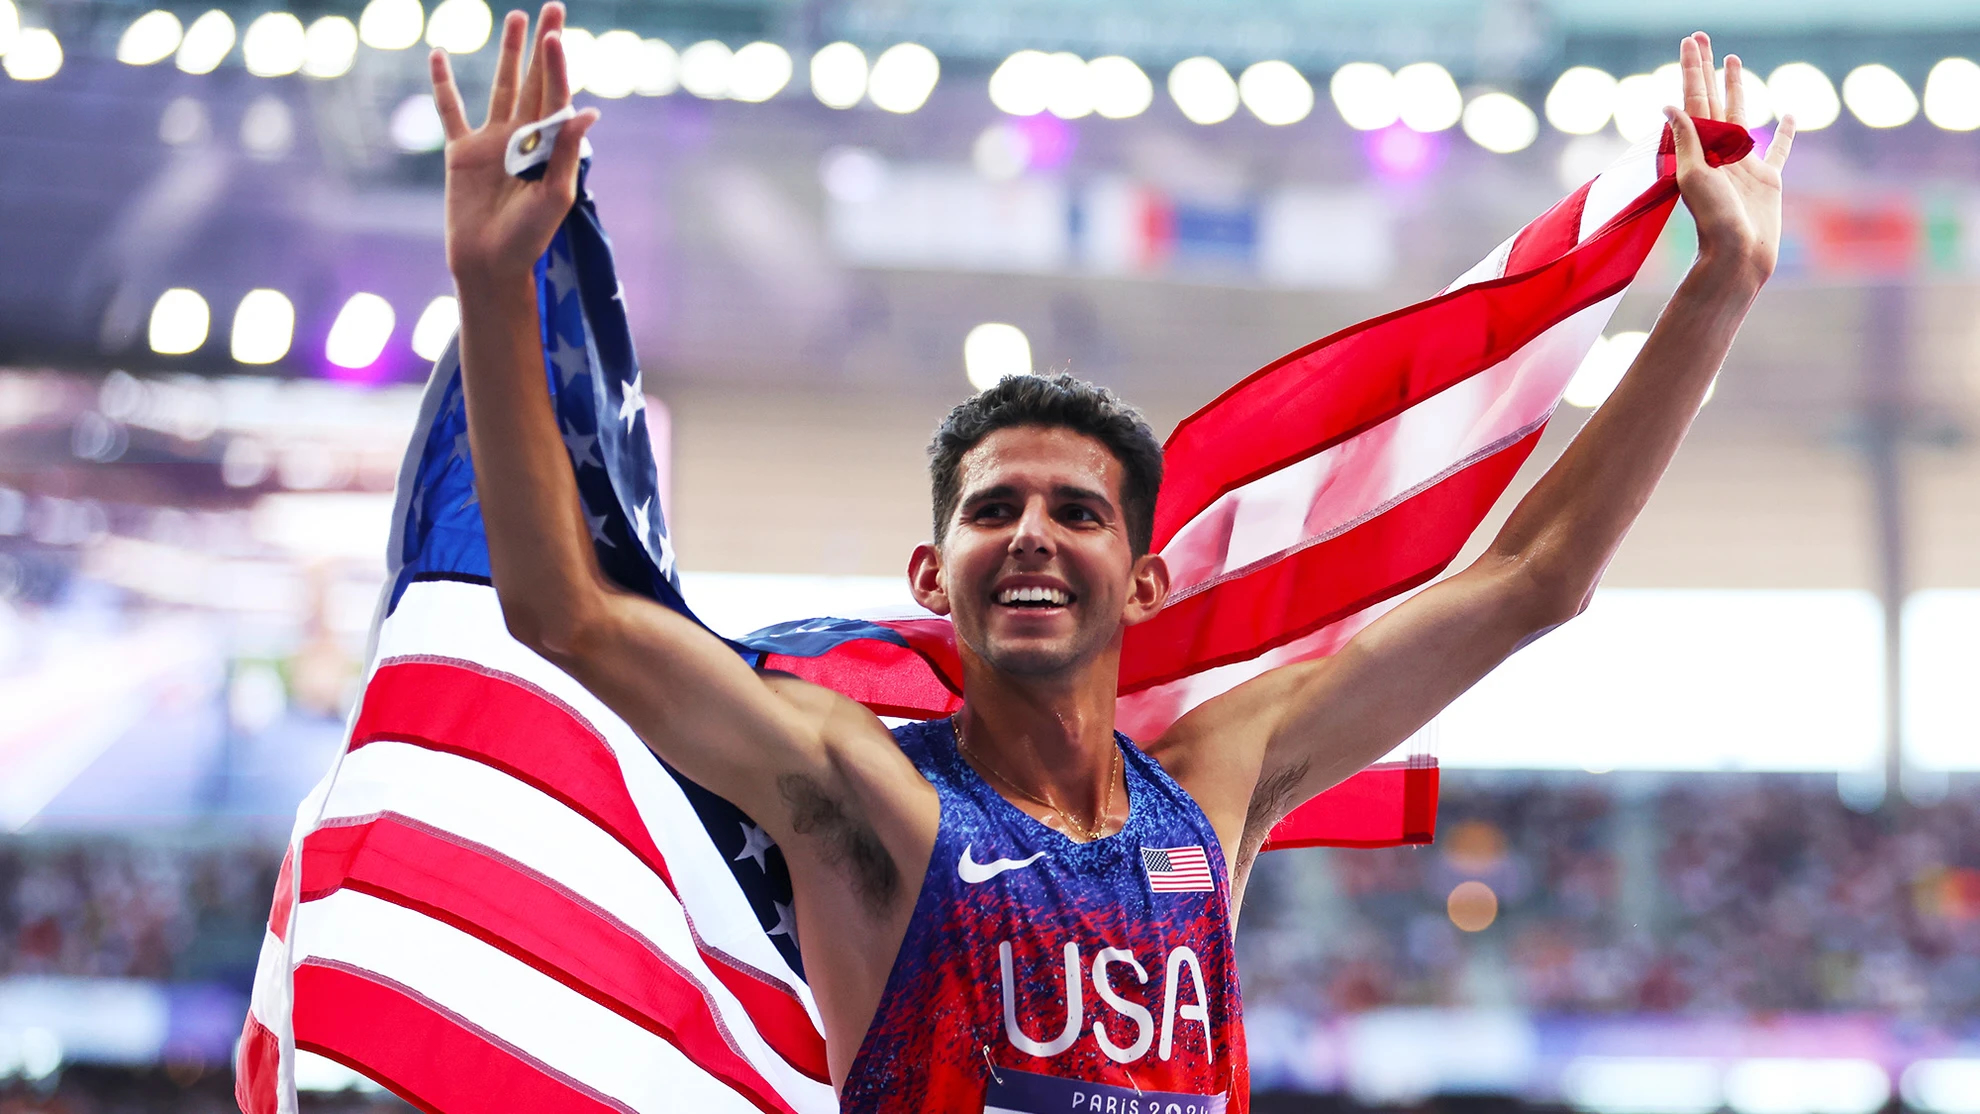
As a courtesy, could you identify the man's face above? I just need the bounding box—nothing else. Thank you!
[913,425,1165,678]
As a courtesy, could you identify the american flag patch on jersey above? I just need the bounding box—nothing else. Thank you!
[1141,845,1215,893]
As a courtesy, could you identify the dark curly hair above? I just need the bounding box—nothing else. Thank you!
[928,373,1164,556]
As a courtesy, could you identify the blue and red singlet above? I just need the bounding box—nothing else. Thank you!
[839,718,1247,1114]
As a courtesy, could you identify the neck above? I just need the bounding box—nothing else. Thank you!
[954,649,1123,833]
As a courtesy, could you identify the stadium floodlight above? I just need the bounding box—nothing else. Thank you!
[729,42,793,103]
[1169,56,1239,125]
[0,0,16,55]
[1923,57,1980,131]
[1329,62,1397,130]
[243,13,306,77]
[175,10,235,74]
[1040,51,1094,119]
[1842,63,1919,128]
[302,16,357,78]
[585,30,643,99]
[326,293,395,369]
[231,290,295,365]
[1239,60,1314,126]
[2,25,59,79]
[809,41,866,109]
[1462,91,1538,153]
[989,50,1050,116]
[964,323,1031,390]
[556,27,594,93]
[1721,64,1774,126]
[867,42,938,113]
[1545,66,1618,134]
[149,289,211,356]
[411,296,459,362]
[1613,63,1681,142]
[389,93,445,152]
[1767,62,1841,130]
[1088,55,1152,119]
[1394,62,1461,131]
[633,38,678,96]
[423,0,490,55]
[678,39,732,98]
[358,0,422,51]
[117,11,183,65]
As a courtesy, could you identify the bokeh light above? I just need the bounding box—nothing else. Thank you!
[1546,66,1619,135]
[964,323,1032,390]
[1394,62,1462,132]
[867,43,939,114]
[424,0,491,55]
[1768,62,1842,130]
[1088,55,1153,119]
[1239,60,1314,126]
[1462,92,1539,153]
[148,289,210,356]
[357,0,423,51]
[1168,56,1239,125]
[1447,880,1499,932]
[302,16,358,78]
[325,293,396,369]
[242,13,306,78]
[2,25,60,80]
[729,42,794,103]
[810,41,867,109]
[175,10,235,75]
[1330,62,1398,130]
[411,296,460,362]
[230,290,295,365]
[1842,63,1920,128]
[117,11,184,66]
[1923,57,1980,130]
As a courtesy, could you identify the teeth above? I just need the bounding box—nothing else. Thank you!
[999,586,1070,605]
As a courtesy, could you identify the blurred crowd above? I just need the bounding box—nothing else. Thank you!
[6,778,1980,1024]
[1240,776,1980,1021]
[0,840,276,988]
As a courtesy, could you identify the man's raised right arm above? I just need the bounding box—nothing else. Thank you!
[428,8,903,839]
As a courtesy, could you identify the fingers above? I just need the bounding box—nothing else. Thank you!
[1724,54,1746,128]
[1664,105,1704,173]
[544,29,571,113]
[1697,34,1724,120]
[546,107,599,202]
[520,2,566,122]
[486,10,528,124]
[1766,114,1797,169]
[430,50,471,140]
[1680,35,1711,119]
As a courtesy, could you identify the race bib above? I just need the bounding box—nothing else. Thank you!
[983,1066,1227,1114]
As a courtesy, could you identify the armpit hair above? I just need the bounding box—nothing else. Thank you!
[1235,760,1310,883]
[776,773,901,913]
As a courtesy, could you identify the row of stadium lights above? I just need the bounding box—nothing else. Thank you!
[2,0,1977,138]
[145,286,459,368]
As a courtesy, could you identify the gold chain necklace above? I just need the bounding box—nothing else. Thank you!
[953,714,1119,842]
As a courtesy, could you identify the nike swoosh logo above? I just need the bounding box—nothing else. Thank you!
[957,845,1047,884]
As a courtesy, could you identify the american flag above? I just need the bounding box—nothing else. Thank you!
[1141,845,1216,893]
[237,117,1754,1113]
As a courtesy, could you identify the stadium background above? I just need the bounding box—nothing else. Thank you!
[2,0,1979,1109]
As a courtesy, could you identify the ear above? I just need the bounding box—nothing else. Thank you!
[1121,551,1169,627]
[908,542,952,616]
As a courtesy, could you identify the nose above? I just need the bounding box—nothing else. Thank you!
[1009,496,1054,558]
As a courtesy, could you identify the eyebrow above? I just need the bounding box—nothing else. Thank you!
[961,483,1117,512]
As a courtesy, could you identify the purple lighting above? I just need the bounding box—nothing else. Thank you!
[1015,113,1077,172]
[1364,123,1446,183]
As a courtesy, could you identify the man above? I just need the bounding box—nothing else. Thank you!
[429,8,1792,1110]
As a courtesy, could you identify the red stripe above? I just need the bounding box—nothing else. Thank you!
[234,1012,280,1114]
[1263,763,1440,851]
[292,959,638,1114]
[1150,191,1677,553]
[1151,117,1752,553]
[350,659,829,1083]
[267,844,295,942]
[297,814,799,1114]
[1124,428,1546,694]
[1505,181,1592,276]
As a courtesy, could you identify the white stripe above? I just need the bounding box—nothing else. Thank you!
[245,928,300,1114]
[1580,131,1661,240]
[316,742,835,1111]
[1161,293,1619,595]
[372,579,818,1019]
[290,890,766,1114]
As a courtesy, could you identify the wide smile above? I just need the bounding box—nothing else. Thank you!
[993,584,1077,614]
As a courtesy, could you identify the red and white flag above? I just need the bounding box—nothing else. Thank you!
[238,119,1752,1114]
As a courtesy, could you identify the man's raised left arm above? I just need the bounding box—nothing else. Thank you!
[1156,33,1796,867]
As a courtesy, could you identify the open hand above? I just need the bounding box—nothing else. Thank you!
[431,3,599,279]
[1667,32,1794,284]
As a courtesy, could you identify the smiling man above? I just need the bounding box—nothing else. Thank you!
[432,7,1792,1112]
